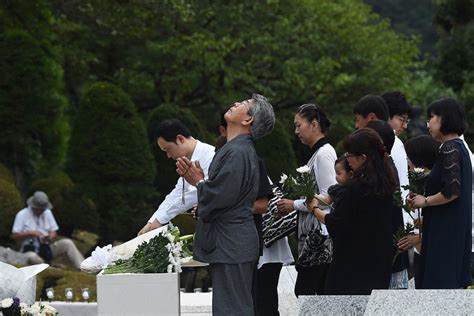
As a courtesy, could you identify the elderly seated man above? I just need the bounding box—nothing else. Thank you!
[11,191,84,269]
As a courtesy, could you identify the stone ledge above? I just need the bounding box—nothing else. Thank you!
[298,295,369,316]
[364,289,474,315]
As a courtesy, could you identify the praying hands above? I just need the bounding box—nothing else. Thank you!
[176,156,205,187]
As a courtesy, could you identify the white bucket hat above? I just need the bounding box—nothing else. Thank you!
[27,191,53,209]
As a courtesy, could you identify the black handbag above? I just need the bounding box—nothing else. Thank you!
[22,237,53,262]
[262,186,297,247]
[297,222,333,267]
[38,242,53,263]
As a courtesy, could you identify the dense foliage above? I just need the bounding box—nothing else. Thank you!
[0,178,22,239]
[67,82,157,242]
[2,0,472,242]
[0,28,68,192]
[53,0,419,143]
[433,0,474,142]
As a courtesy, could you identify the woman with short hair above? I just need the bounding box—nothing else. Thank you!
[407,97,472,289]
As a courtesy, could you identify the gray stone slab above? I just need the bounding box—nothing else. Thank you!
[0,246,43,266]
[298,295,369,316]
[364,290,474,315]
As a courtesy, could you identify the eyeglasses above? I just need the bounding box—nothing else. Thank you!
[395,115,410,124]
[343,152,360,158]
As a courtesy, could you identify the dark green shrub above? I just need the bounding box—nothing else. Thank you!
[0,163,14,183]
[0,178,22,239]
[0,29,68,191]
[68,82,158,242]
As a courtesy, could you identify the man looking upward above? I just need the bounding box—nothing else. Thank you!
[176,94,275,315]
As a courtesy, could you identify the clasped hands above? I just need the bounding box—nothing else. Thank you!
[176,157,204,186]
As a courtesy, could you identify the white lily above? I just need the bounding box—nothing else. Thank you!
[279,173,288,184]
[296,165,311,174]
[413,167,425,174]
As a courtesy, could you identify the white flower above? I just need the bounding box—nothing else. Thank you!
[41,303,57,314]
[1,298,13,308]
[167,264,173,273]
[296,165,311,174]
[279,173,288,184]
[166,233,175,242]
[28,302,41,314]
[20,302,27,310]
[413,167,425,174]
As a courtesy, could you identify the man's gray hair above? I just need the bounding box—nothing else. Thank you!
[248,93,275,140]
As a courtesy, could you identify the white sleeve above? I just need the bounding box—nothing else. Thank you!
[460,135,474,171]
[46,210,59,232]
[149,145,214,224]
[391,138,411,225]
[148,178,197,224]
[313,149,337,195]
[11,211,24,233]
[392,141,409,200]
[293,199,308,212]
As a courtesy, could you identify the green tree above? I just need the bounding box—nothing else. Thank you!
[432,0,474,146]
[364,0,438,55]
[0,29,68,193]
[53,0,419,141]
[433,0,474,91]
[68,82,157,242]
[0,177,22,240]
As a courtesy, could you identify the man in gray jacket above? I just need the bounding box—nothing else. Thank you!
[177,94,275,315]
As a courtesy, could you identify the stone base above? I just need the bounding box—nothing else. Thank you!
[298,295,369,315]
[97,272,180,316]
[364,289,474,315]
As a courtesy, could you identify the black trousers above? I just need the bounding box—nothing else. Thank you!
[294,264,329,297]
[256,263,283,316]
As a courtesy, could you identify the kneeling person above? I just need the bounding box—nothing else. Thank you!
[11,191,84,269]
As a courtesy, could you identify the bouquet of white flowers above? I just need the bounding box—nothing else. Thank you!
[279,165,315,202]
[0,297,57,316]
[103,226,192,274]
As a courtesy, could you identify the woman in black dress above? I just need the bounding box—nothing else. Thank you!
[407,97,472,289]
[311,128,397,294]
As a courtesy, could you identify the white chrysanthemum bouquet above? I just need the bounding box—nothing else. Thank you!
[103,226,193,274]
[279,165,315,202]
